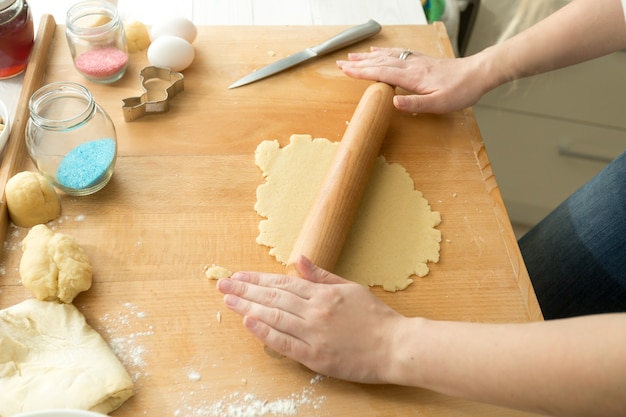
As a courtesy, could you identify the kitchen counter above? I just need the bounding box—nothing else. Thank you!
[0,16,542,417]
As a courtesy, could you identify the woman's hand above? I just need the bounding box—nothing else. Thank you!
[216,255,407,384]
[337,47,491,114]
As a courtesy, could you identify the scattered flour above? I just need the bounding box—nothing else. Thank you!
[188,370,202,381]
[174,388,326,417]
[98,302,153,382]
[309,374,327,385]
[3,224,25,253]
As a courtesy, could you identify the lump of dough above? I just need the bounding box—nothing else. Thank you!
[0,299,134,416]
[20,224,93,304]
[5,171,61,227]
[124,20,151,52]
[205,264,232,280]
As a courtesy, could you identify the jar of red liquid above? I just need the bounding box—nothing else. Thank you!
[0,0,34,79]
[65,0,128,83]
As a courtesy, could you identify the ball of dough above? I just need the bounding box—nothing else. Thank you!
[124,20,151,53]
[20,224,93,304]
[5,171,61,228]
[204,264,232,280]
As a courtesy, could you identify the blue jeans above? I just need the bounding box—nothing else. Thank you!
[518,151,626,320]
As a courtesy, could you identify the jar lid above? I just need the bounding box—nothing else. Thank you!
[0,0,16,11]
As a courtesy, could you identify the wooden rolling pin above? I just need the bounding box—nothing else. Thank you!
[0,14,57,257]
[286,82,395,276]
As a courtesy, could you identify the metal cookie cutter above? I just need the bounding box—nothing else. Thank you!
[122,66,184,122]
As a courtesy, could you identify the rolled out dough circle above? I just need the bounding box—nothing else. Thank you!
[255,134,441,292]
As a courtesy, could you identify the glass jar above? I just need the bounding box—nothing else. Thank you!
[0,0,34,79]
[26,82,118,196]
[65,0,128,83]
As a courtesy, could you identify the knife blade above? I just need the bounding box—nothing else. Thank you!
[228,19,382,89]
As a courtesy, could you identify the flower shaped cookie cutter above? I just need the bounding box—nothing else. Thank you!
[122,66,184,122]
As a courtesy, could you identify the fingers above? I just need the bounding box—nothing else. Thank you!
[347,47,415,61]
[216,267,318,360]
[295,255,347,285]
[337,47,472,114]
[338,61,406,81]
[336,46,416,74]
[394,94,431,113]
[217,275,312,356]
[218,273,307,318]
[216,256,346,314]
[241,315,310,358]
[215,258,350,356]
[230,268,313,298]
[336,46,454,114]
[216,259,406,383]
[337,60,436,113]
[336,54,412,74]
[336,48,425,111]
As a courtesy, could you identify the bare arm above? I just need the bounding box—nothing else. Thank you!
[217,256,626,417]
[337,0,626,113]
[393,314,626,417]
[487,0,626,82]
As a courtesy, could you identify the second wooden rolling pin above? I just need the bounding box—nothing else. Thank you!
[286,82,395,276]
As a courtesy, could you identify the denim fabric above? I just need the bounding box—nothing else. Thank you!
[518,151,626,319]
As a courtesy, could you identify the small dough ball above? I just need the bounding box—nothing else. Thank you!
[5,171,61,227]
[124,20,151,53]
[20,224,93,304]
[205,264,232,280]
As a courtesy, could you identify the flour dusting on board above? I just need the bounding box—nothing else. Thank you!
[97,302,154,382]
[174,387,327,417]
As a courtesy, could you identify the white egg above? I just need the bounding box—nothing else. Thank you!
[147,36,195,72]
[150,17,197,43]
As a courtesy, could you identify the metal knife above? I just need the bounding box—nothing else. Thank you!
[228,19,382,89]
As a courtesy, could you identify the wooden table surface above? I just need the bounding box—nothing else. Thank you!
[0,18,543,417]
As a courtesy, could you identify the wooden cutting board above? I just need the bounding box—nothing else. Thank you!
[0,18,543,417]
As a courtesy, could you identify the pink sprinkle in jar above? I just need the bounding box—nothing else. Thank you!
[65,0,128,83]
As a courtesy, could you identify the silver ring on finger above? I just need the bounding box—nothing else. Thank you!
[399,49,413,60]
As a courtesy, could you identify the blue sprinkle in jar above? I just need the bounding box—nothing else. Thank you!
[26,81,118,196]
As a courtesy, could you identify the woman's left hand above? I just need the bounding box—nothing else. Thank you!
[337,47,489,114]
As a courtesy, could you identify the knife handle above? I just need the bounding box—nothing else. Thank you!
[286,82,395,277]
[310,20,382,56]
